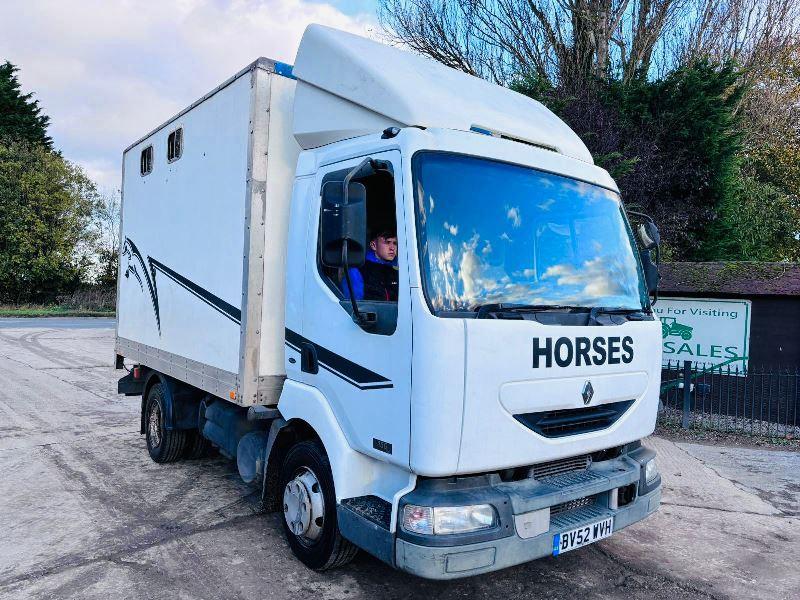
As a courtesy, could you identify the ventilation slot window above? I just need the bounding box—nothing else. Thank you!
[530,454,591,480]
[140,145,153,176]
[167,127,183,163]
[515,400,635,438]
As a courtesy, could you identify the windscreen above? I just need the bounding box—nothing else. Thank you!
[413,152,647,313]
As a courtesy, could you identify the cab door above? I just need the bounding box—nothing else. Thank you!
[291,150,411,468]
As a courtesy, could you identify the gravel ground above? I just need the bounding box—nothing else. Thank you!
[1,318,798,600]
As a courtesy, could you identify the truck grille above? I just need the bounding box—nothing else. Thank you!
[550,495,596,516]
[550,503,608,530]
[530,454,591,480]
[514,400,635,438]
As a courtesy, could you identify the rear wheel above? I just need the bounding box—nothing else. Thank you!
[279,440,358,570]
[183,431,213,459]
[145,383,186,463]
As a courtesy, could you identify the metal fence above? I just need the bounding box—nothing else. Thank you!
[659,361,800,439]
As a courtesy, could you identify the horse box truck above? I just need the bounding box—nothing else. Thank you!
[115,24,663,578]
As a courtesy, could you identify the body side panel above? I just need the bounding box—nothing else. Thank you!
[118,71,252,377]
[256,76,302,389]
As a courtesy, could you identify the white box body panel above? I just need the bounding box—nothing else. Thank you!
[117,61,300,405]
[118,73,250,374]
[258,75,301,380]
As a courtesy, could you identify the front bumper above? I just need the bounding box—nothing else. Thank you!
[394,448,661,579]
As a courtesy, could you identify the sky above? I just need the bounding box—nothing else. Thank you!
[0,0,380,194]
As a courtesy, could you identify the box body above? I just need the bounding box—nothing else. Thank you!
[116,59,299,406]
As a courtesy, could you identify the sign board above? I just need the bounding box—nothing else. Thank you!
[653,297,751,371]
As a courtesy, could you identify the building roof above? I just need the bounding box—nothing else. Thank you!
[659,262,800,296]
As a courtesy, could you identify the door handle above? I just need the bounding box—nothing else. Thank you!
[299,342,319,374]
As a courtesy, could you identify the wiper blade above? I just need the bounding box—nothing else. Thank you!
[473,303,590,319]
[589,306,650,323]
[591,306,648,315]
[471,303,650,320]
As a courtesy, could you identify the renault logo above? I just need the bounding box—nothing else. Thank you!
[582,381,594,405]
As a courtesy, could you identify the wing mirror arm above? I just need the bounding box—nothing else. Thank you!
[641,249,661,303]
[340,242,376,329]
[341,159,379,329]
[628,210,662,303]
[320,158,382,330]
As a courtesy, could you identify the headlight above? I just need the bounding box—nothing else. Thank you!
[645,459,659,483]
[402,505,433,534]
[402,504,497,535]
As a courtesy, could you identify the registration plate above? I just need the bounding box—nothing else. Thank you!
[552,517,614,556]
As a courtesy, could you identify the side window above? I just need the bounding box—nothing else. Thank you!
[140,145,153,176]
[167,127,183,162]
[317,161,399,334]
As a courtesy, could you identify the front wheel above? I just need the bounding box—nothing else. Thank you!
[279,440,358,570]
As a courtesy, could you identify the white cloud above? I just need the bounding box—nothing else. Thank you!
[506,205,521,227]
[443,221,459,236]
[432,242,457,310]
[0,0,375,191]
[541,256,636,299]
[537,198,555,211]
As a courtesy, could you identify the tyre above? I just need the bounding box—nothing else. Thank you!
[145,382,187,463]
[183,431,213,459]
[279,440,358,570]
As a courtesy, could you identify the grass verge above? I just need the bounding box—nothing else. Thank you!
[0,305,115,318]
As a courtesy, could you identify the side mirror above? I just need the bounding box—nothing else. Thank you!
[640,248,661,295]
[637,221,660,250]
[320,181,367,268]
[627,210,661,301]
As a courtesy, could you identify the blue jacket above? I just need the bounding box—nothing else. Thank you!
[342,249,397,300]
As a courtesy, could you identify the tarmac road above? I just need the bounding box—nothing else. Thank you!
[1,318,798,599]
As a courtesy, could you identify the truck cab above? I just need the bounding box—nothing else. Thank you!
[116,24,662,579]
[280,124,662,577]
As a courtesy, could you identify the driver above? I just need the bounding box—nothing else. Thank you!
[343,228,398,301]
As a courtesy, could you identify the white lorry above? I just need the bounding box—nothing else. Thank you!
[115,24,663,579]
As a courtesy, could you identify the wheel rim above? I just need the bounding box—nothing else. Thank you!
[283,467,324,545]
[148,401,162,448]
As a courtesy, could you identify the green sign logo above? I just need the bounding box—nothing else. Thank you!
[660,317,693,340]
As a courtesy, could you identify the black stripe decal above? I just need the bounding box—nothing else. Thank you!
[285,328,393,390]
[122,238,161,333]
[122,237,241,335]
[318,362,394,390]
[151,259,241,324]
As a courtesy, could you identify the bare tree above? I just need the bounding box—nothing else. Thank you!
[91,190,121,287]
[380,0,687,87]
[675,0,799,74]
[380,0,799,87]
